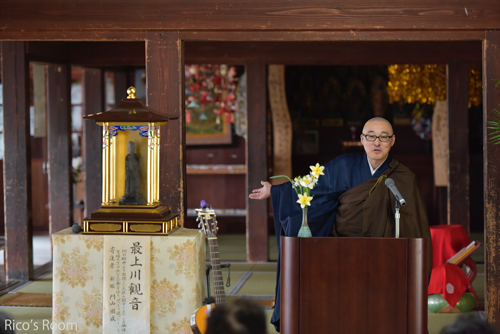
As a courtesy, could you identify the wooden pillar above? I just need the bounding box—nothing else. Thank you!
[447,61,470,231]
[47,64,73,234]
[113,71,128,103]
[1,41,34,281]
[83,69,103,217]
[145,31,186,224]
[246,61,268,262]
[484,31,500,329]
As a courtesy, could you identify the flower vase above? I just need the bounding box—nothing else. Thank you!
[297,206,312,237]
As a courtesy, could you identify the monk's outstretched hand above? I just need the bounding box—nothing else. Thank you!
[249,181,271,200]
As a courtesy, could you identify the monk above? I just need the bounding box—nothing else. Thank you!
[249,117,432,332]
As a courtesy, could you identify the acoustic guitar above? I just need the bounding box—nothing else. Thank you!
[190,207,226,334]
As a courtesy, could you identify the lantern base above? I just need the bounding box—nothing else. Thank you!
[83,205,179,235]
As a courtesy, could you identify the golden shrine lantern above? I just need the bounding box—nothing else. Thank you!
[82,87,179,235]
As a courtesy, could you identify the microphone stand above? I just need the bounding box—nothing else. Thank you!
[394,200,400,238]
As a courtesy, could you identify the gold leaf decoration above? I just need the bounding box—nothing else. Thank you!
[388,64,482,107]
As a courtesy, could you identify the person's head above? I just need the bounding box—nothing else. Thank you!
[0,311,16,334]
[440,315,499,334]
[360,117,395,168]
[206,298,267,334]
[127,141,135,154]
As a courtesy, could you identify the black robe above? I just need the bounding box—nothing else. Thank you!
[270,153,394,331]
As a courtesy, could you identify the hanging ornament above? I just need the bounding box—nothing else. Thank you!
[187,100,200,109]
[199,112,208,121]
[220,65,228,76]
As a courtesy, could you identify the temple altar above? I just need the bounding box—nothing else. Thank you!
[52,227,206,333]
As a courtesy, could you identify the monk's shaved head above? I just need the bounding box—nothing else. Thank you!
[362,117,394,135]
[360,117,395,169]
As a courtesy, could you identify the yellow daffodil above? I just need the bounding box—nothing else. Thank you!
[296,194,313,208]
[310,163,325,178]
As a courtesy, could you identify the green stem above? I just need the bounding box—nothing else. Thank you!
[270,175,293,182]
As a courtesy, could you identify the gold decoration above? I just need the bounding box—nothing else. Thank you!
[127,86,137,99]
[388,64,482,107]
[129,224,162,233]
[83,87,179,235]
[84,218,178,235]
[468,65,482,108]
[90,223,122,232]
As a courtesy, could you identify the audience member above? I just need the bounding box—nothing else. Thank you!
[0,311,15,334]
[206,298,266,334]
[440,315,499,334]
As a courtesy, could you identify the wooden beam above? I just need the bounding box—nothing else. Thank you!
[83,69,103,217]
[1,1,500,32]
[70,42,145,68]
[145,31,186,224]
[185,41,482,65]
[26,41,69,64]
[246,60,268,262]
[1,41,34,281]
[47,64,73,234]
[24,41,482,68]
[0,30,485,43]
[0,30,146,42]
[484,31,500,329]
[180,30,486,42]
[447,61,470,231]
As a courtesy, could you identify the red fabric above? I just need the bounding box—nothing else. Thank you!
[428,263,472,307]
[430,225,470,269]
[428,225,476,307]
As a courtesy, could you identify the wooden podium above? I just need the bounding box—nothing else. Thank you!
[281,236,428,334]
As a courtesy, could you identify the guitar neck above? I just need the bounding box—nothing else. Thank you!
[208,237,226,304]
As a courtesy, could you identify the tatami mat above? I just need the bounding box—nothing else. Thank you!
[469,232,485,264]
[0,293,52,307]
[211,234,279,262]
[12,279,52,294]
[229,263,277,272]
[0,306,53,334]
[235,272,276,296]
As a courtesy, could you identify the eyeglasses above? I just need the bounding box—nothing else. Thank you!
[362,134,394,142]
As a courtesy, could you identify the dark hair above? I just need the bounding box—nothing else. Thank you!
[206,298,267,334]
[440,315,499,334]
[0,311,16,334]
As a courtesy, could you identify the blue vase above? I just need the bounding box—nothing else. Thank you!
[297,206,312,237]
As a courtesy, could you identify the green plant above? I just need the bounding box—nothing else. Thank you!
[486,79,500,145]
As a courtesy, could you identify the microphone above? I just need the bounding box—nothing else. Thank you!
[384,178,406,206]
